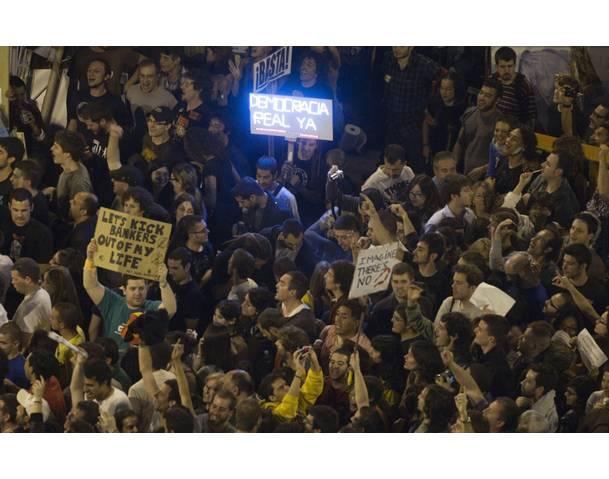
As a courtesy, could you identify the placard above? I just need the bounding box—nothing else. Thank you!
[249,93,333,141]
[253,46,292,93]
[348,242,401,299]
[93,208,172,281]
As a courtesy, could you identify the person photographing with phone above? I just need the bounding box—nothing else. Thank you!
[258,347,323,421]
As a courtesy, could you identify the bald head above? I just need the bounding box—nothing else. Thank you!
[70,192,99,222]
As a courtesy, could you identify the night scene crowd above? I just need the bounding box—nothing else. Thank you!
[1,45,609,434]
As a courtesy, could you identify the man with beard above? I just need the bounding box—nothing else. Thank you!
[492,47,537,127]
[453,77,503,174]
[232,177,289,234]
[195,389,237,433]
[565,212,606,283]
[412,233,450,314]
[315,345,353,427]
[361,144,415,203]
[516,363,559,432]
[67,58,130,133]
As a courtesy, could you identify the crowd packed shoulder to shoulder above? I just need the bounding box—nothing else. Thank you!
[2,45,609,433]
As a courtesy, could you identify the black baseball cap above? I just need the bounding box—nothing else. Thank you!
[110,165,144,186]
[147,107,174,124]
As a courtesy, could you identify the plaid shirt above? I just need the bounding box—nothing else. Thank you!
[382,51,442,122]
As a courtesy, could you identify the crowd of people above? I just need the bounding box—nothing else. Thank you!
[1,45,609,433]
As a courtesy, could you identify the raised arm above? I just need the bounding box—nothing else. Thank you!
[552,275,601,324]
[69,353,87,408]
[441,349,485,405]
[170,342,194,415]
[138,344,160,401]
[106,123,123,172]
[158,263,177,318]
[83,240,105,306]
[351,350,370,411]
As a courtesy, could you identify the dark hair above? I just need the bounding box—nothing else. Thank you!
[453,263,483,287]
[9,187,33,207]
[492,397,520,432]
[123,186,154,211]
[281,219,304,238]
[76,400,101,426]
[528,363,558,394]
[235,397,261,432]
[407,174,441,218]
[246,287,275,315]
[276,326,310,352]
[168,246,193,268]
[258,372,286,400]
[51,248,85,277]
[54,130,86,162]
[0,393,18,423]
[376,209,398,237]
[552,149,575,179]
[419,232,445,261]
[273,257,297,280]
[229,248,255,279]
[563,243,592,269]
[150,341,172,371]
[337,299,364,321]
[94,337,119,366]
[173,193,203,218]
[232,176,264,198]
[285,270,309,299]
[440,312,474,358]
[217,300,241,323]
[174,214,206,246]
[409,340,444,383]
[517,125,538,161]
[478,314,510,350]
[527,320,554,342]
[78,101,114,123]
[88,57,112,76]
[27,349,58,380]
[566,376,597,410]
[44,266,81,308]
[481,76,503,99]
[440,174,471,205]
[307,405,339,433]
[333,214,360,233]
[115,408,138,432]
[12,159,42,188]
[256,155,278,175]
[258,308,288,332]
[439,71,465,102]
[52,302,81,330]
[83,358,113,386]
[352,406,386,433]
[392,261,415,278]
[164,405,194,433]
[0,137,25,163]
[422,384,457,433]
[227,370,254,396]
[202,324,234,371]
[495,47,517,64]
[329,260,355,295]
[9,75,26,89]
[384,144,406,165]
[182,69,211,102]
[573,212,599,237]
[183,127,225,162]
[459,251,490,278]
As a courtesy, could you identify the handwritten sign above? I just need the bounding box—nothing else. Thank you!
[249,93,333,141]
[253,47,292,93]
[93,208,172,281]
[348,242,401,299]
[577,328,608,371]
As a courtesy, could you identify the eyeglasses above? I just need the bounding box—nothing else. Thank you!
[190,228,207,235]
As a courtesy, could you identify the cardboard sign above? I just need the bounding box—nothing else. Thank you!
[348,242,401,299]
[93,208,172,281]
[253,47,292,93]
[249,93,333,141]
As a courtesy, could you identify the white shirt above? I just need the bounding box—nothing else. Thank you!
[361,166,414,203]
[96,387,132,417]
[128,369,176,432]
[12,288,52,334]
[434,296,485,325]
[0,303,8,327]
[424,204,476,233]
[531,390,559,433]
